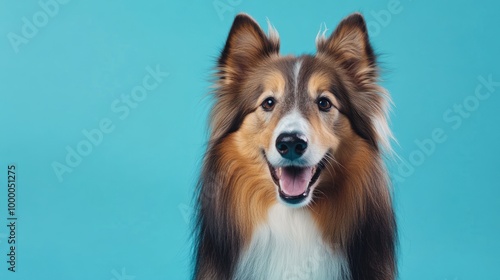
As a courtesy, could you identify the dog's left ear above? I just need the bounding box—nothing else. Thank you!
[317,13,377,82]
[218,14,280,85]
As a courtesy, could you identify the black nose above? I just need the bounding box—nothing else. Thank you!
[275,133,308,160]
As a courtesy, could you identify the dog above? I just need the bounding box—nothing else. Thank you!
[193,13,396,280]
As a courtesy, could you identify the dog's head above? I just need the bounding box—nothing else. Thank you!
[210,13,391,207]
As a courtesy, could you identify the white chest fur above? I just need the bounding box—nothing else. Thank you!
[234,204,350,280]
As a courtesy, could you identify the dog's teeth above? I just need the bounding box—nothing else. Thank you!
[277,168,282,177]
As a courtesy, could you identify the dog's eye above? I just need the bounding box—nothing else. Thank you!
[261,97,276,111]
[317,97,332,112]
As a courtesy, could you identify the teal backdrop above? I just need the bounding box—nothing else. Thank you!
[1,0,499,279]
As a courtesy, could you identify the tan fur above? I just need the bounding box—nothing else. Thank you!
[217,135,275,242]
[223,72,286,241]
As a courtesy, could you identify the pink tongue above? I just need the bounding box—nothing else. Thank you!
[279,166,314,196]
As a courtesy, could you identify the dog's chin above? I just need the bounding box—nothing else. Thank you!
[265,156,325,208]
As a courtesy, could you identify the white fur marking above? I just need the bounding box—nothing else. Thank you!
[235,204,349,280]
[371,88,395,155]
[275,110,308,136]
[267,110,325,168]
[266,18,280,43]
[293,60,303,98]
[315,22,329,45]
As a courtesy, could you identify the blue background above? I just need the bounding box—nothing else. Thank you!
[1,0,499,279]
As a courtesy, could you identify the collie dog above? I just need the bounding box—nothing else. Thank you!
[194,13,396,280]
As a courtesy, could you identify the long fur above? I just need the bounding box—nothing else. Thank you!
[194,13,396,280]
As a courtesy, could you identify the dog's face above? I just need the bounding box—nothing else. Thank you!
[232,57,349,208]
[211,14,390,207]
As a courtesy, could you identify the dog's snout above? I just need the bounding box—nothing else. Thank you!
[275,133,308,160]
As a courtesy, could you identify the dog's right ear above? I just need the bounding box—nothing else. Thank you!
[217,14,280,85]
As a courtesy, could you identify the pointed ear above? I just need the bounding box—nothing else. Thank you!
[218,14,280,84]
[317,13,377,81]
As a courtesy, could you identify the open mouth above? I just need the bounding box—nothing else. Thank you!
[265,155,325,205]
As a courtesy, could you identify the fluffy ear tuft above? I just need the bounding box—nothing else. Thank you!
[218,14,280,84]
[316,13,376,81]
